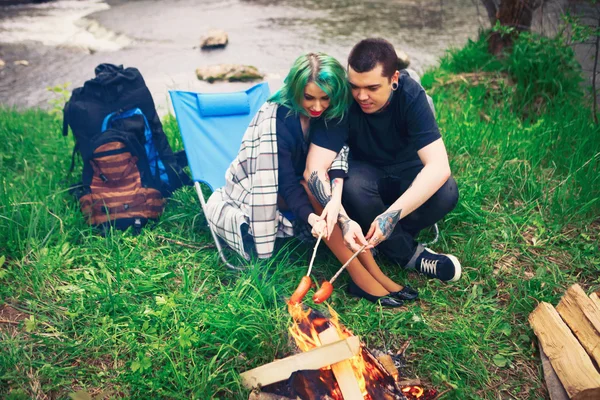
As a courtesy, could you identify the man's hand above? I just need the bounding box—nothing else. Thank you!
[366,209,401,247]
[319,199,341,240]
[339,215,368,252]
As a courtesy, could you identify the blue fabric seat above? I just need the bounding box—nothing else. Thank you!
[170,82,270,269]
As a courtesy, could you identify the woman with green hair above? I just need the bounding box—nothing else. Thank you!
[206,52,417,307]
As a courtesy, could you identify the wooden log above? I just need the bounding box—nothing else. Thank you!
[556,284,600,366]
[376,354,399,381]
[397,378,421,387]
[318,327,364,400]
[240,336,361,389]
[538,341,569,400]
[590,292,600,309]
[529,302,600,400]
[248,392,294,400]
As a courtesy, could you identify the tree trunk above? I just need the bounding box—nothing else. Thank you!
[485,0,544,55]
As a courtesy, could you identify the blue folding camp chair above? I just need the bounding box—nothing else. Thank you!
[170,82,270,270]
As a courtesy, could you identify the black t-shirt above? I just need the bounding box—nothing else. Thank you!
[276,105,347,223]
[347,71,441,168]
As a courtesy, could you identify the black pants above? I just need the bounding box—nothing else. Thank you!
[342,160,459,266]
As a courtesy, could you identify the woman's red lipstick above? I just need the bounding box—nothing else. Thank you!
[309,110,322,117]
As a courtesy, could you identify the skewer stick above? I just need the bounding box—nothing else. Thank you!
[329,244,367,284]
[306,231,324,277]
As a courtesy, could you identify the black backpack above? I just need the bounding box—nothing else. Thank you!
[63,63,191,233]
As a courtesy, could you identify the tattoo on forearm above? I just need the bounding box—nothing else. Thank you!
[308,171,331,207]
[331,178,341,192]
[338,214,351,236]
[338,214,354,250]
[375,210,402,240]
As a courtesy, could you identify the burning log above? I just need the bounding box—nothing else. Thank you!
[240,336,361,389]
[375,354,399,381]
[246,305,436,400]
[555,284,600,366]
[248,392,293,400]
[529,302,600,400]
[318,327,364,400]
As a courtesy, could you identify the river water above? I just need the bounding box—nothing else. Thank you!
[0,0,485,113]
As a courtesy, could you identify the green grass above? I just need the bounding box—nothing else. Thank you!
[1,32,600,399]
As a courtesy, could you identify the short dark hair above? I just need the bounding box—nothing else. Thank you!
[348,38,398,79]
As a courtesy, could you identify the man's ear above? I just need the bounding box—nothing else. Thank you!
[392,70,400,85]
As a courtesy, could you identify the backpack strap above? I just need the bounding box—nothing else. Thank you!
[68,143,79,176]
[62,101,70,137]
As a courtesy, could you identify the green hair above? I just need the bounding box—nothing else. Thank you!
[268,52,351,120]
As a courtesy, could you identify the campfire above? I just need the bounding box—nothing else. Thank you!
[241,305,437,400]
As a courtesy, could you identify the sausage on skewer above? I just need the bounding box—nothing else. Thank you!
[288,231,324,305]
[312,244,368,304]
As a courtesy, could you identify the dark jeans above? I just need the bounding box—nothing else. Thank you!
[342,160,459,266]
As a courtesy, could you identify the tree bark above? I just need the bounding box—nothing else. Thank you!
[480,0,498,26]
[486,0,545,55]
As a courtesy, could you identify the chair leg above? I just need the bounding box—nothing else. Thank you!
[421,223,440,246]
[194,182,245,271]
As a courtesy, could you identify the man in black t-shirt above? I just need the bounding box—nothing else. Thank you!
[341,38,462,282]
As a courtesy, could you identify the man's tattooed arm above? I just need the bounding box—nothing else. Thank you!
[307,171,331,207]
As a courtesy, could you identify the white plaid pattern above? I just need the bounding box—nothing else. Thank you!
[205,102,349,259]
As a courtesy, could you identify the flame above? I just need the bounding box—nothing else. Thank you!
[288,304,370,395]
[287,304,402,398]
[402,385,425,398]
[287,304,432,399]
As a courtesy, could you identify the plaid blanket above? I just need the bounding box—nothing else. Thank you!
[205,101,349,260]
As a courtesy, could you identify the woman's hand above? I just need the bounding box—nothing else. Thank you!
[308,213,327,238]
[319,198,341,240]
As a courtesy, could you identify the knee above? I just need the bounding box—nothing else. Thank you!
[343,174,379,205]
[435,176,459,214]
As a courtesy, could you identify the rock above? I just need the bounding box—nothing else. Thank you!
[14,60,29,66]
[397,50,410,70]
[200,30,229,49]
[196,64,264,83]
[0,59,5,68]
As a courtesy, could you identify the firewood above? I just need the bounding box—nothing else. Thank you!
[556,284,600,366]
[538,341,569,400]
[376,354,399,381]
[318,327,364,400]
[590,292,600,309]
[529,302,600,400]
[240,336,361,389]
[397,378,421,387]
[248,392,294,400]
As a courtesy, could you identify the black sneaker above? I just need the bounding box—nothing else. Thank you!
[411,247,461,282]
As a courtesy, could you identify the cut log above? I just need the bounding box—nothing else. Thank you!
[248,392,293,400]
[318,327,364,400]
[240,336,360,389]
[529,302,600,400]
[376,354,399,381]
[556,284,600,366]
[538,341,569,400]
[590,292,600,309]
